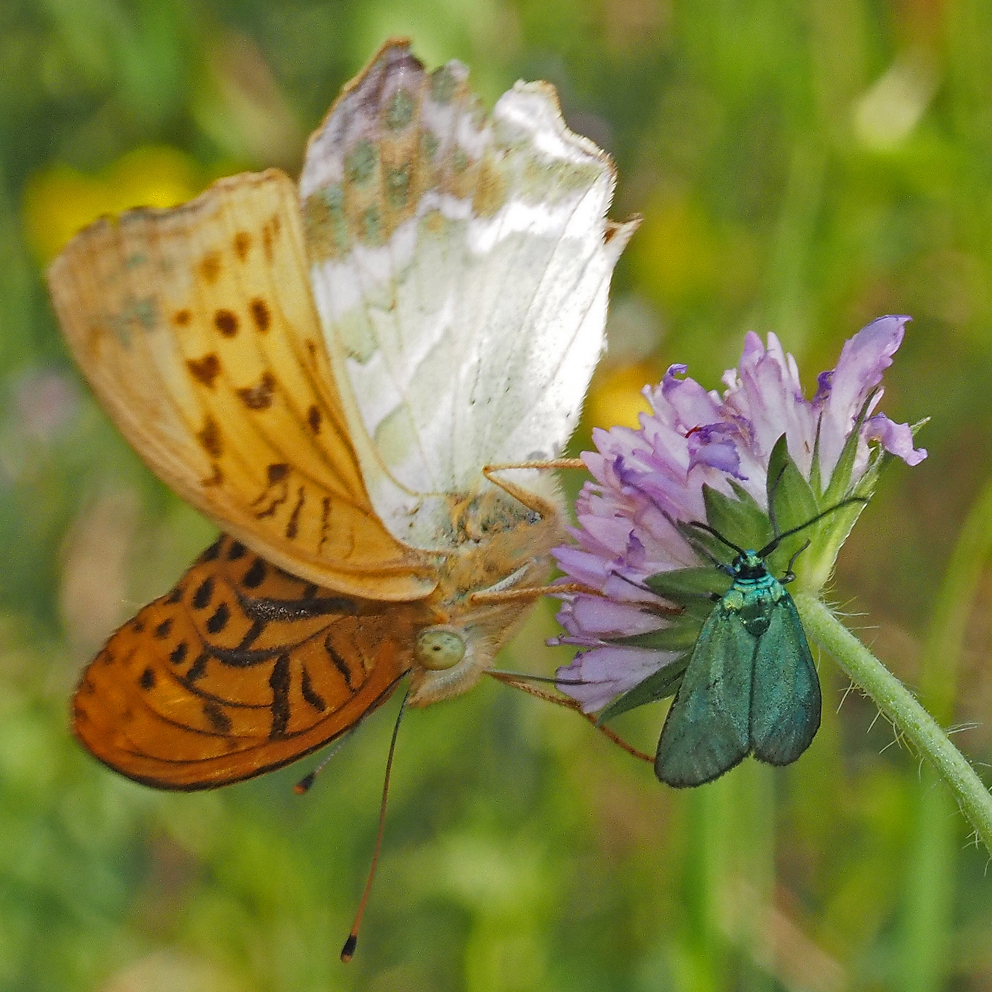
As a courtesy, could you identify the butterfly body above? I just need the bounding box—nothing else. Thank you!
[53,41,635,790]
[407,474,567,706]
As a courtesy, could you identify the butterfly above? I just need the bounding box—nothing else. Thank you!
[48,40,638,790]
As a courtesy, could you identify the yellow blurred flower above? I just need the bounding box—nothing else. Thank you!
[23,146,202,264]
[587,362,659,430]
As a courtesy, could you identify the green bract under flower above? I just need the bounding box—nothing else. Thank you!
[552,316,926,720]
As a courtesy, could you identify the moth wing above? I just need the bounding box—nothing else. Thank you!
[749,594,821,766]
[300,41,638,548]
[73,535,433,789]
[49,168,437,600]
[655,605,754,788]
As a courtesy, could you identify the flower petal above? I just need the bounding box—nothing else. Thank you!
[551,316,925,713]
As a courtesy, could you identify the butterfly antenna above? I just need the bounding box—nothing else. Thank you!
[341,689,409,963]
[294,729,358,794]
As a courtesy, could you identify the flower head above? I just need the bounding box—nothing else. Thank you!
[553,316,926,713]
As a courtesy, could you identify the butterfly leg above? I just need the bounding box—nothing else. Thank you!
[482,463,571,517]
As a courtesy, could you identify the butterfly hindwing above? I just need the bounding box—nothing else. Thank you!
[749,593,821,766]
[654,603,754,788]
[73,535,433,789]
[300,41,639,549]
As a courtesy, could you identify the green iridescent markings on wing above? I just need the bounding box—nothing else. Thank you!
[654,550,821,788]
[345,140,377,186]
[385,88,414,130]
[430,64,459,104]
[386,165,411,209]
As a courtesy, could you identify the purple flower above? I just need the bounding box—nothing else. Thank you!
[553,316,926,713]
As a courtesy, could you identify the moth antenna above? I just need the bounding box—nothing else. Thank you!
[341,689,409,963]
[661,508,741,566]
[758,495,869,558]
[682,519,746,559]
[780,539,811,585]
[486,670,653,764]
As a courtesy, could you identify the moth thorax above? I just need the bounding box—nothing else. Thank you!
[736,574,785,638]
[734,551,767,580]
[415,627,466,670]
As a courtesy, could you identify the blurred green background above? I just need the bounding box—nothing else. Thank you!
[2,0,992,989]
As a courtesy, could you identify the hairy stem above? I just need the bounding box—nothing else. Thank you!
[796,593,992,856]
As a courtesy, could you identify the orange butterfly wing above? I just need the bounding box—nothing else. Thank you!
[48,169,437,601]
[73,535,435,789]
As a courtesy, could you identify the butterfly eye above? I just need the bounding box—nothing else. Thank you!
[415,628,466,671]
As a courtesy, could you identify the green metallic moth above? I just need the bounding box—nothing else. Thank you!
[652,499,864,788]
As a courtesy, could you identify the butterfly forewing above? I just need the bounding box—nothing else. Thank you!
[73,535,432,789]
[49,169,436,601]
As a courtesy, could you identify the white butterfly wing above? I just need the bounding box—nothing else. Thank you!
[299,42,637,549]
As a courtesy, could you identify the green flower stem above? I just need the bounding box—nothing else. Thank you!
[795,592,992,855]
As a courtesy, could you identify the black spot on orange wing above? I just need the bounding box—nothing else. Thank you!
[193,576,214,610]
[269,653,291,738]
[234,231,251,260]
[318,497,332,554]
[235,587,354,624]
[174,309,191,327]
[285,487,305,539]
[197,416,223,458]
[154,618,173,639]
[203,700,232,733]
[301,665,327,712]
[252,471,290,519]
[206,602,230,634]
[201,253,222,283]
[186,653,209,683]
[250,298,271,333]
[307,404,322,434]
[234,619,266,652]
[243,558,267,589]
[325,634,357,691]
[187,353,221,387]
[139,667,156,690]
[236,371,276,410]
[214,309,239,336]
[170,641,189,665]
